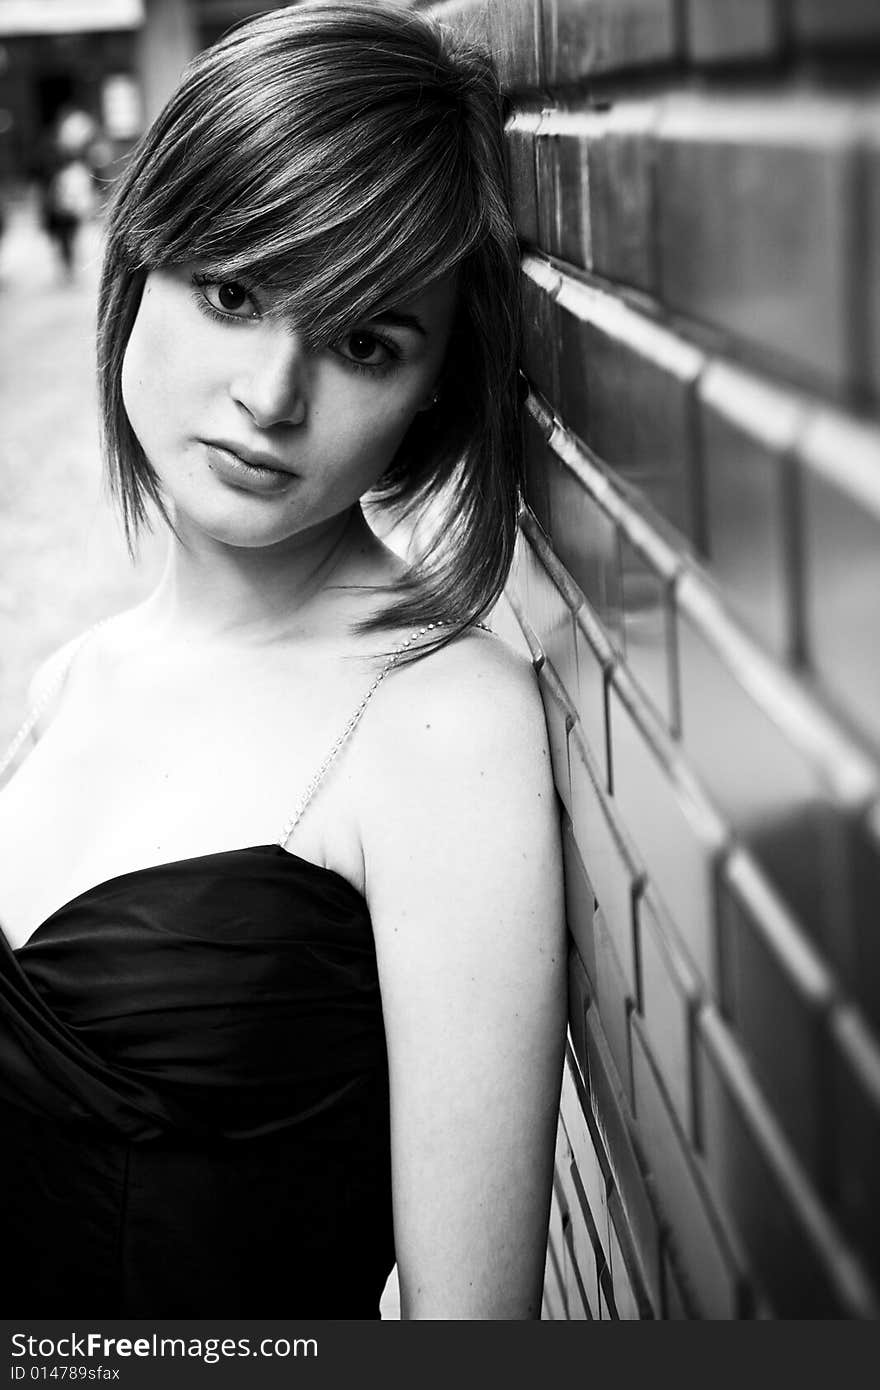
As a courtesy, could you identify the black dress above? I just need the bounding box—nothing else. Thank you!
[0,843,395,1316]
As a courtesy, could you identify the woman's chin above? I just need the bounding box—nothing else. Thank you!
[168,490,356,555]
[170,497,305,551]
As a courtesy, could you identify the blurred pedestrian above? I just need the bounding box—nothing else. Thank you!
[54,106,97,156]
[41,151,95,275]
[36,105,98,277]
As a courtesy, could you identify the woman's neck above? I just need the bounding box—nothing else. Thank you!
[137,506,395,646]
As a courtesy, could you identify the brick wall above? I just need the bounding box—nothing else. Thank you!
[429,0,880,1318]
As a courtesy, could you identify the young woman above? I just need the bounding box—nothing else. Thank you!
[0,3,566,1319]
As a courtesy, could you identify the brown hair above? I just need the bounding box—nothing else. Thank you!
[97,1,522,647]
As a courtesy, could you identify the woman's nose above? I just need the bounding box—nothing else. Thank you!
[229,325,308,428]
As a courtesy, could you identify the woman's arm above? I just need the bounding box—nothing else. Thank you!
[361,635,567,1319]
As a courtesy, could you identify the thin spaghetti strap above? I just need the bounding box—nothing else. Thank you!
[0,619,108,786]
[277,619,494,850]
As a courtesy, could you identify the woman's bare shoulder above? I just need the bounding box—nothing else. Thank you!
[374,626,547,766]
[358,625,556,875]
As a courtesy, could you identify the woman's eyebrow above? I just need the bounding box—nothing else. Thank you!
[366,310,427,336]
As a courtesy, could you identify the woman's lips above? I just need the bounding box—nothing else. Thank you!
[203,441,295,494]
[211,440,292,471]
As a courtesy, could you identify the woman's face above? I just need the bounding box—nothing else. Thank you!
[120,264,457,549]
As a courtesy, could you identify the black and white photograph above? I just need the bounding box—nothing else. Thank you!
[0,0,878,1346]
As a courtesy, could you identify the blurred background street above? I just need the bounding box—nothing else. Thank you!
[0,188,164,751]
[0,0,168,750]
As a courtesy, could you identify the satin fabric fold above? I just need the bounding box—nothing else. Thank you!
[0,845,395,1315]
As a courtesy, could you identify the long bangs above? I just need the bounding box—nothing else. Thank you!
[111,12,495,348]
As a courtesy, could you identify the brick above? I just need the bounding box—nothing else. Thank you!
[560,1053,612,1264]
[486,0,542,92]
[867,123,880,400]
[511,518,581,703]
[607,673,726,990]
[828,1006,880,1283]
[555,1118,572,1200]
[607,1188,655,1318]
[534,117,557,257]
[541,111,601,270]
[630,1013,745,1318]
[585,1004,664,1309]
[528,109,597,266]
[568,724,641,992]
[539,660,575,814]
[553,281,594,448]
[592,906,635,1097]
[518,512,582,695]
[618,519,679,732]
[542,1241,568,1318]
[554,135,586,267]
[685,0,783,62]
[848,809,880,1033]
[574,605,613,786]
[698,361,806,660]
[567,1153,606,1282]
[546,1258,565,1325]
[636,889,701,1135]
[656,96,860,393]
[522,395,555,536]
[676,574,851,967]
[500,587,543,670]
[548,1165,567,1265]
[588,100,659,293]
[542,438,624,650]
[558,1045,606,1256]
[504,542,559,671]
[694,1006,879,1317]
[661,1243,694,1318]
[558,1089,606,1318]
[555,1119,572,1178]
[563,1221,599,1318]
[520,257,561,407]
[544,0,678,85]
[489,588,536,662]
[568,940,591,1080]
[570,1162,608,1301]
[562,813,597,985]
[504,110,541,246]
[598,1264,617,1319]
[800,409,880,754]
[792,0,880,44]
[717,849,837,1188]
[556,275,704,541]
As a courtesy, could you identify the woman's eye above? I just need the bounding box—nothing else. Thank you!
[336,330,394,367]
[201,280,256,318]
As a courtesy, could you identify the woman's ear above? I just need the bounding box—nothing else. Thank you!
[416,386,441,414]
